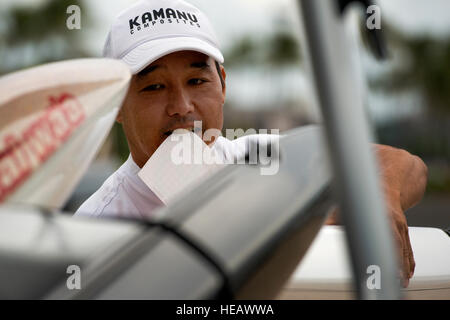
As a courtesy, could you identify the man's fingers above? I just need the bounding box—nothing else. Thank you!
[402,236,411,288]
[397,217,415,283]
[405,227,416,278]
[394,215,417,288]
[393,227,407,287]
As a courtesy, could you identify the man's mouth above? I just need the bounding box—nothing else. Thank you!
[163,127,199,137]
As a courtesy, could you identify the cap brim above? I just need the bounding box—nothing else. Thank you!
[122,37,224,74]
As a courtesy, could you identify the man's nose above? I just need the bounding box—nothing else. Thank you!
[166,86,194,117]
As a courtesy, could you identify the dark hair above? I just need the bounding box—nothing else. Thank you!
[214,60,225,88]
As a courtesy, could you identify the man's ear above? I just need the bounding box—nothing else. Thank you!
[220,65,227,101]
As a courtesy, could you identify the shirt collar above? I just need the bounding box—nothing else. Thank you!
[122,153,151,194]
[123,153,141,175]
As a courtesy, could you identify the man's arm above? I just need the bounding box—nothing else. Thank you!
[375,144,427,287]
[375,144,428,212]
[326,144,428,287]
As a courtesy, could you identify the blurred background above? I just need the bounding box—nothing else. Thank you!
[0,0,448,228]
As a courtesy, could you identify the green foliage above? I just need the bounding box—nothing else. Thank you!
[0,0,89,74]
[266,31,301,66]
[3,0,83,45]
[369,24,450,116]
[225,36,258,66]
[225,31,301,67]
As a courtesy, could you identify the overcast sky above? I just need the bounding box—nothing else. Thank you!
[76,0,450,55]
[2,0,449,55]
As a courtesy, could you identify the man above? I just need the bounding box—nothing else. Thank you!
[75,0,427,287]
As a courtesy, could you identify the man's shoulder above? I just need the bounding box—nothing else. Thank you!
[73,156,162,220]
[74,167,130,218]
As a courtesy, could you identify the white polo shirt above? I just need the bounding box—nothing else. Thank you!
[74,134,276,220]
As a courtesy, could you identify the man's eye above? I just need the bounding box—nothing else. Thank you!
[188,78,206,85]
[141,84,164,92]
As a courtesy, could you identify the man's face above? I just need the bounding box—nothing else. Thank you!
[117,50,226,168]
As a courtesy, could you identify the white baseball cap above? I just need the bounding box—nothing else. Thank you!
[103,0,224,74]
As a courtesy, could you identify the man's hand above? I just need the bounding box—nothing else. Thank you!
[376,144,427,287]
[325,144,428,287]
